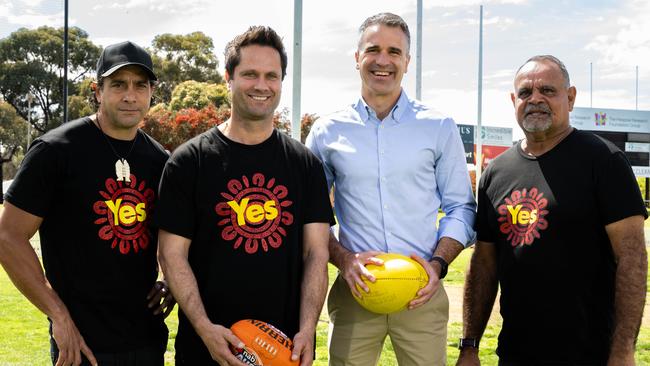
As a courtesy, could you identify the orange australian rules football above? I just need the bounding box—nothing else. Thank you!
[230,319,299,366]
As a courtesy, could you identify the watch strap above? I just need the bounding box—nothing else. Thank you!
[458,337,480,349]
[430,255,448,279]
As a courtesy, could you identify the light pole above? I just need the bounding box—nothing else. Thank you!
[27,93,33,149]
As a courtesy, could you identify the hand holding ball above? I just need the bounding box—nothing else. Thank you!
[353,253,429,314]
[230,319,299,366]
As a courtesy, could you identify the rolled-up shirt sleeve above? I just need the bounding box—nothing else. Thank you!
[435,118,477,247]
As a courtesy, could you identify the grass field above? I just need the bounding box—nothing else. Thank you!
[2,247,650,365]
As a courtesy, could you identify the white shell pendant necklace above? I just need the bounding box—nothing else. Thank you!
[96,114,138,183]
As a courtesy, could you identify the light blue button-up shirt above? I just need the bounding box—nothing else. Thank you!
[306,90,476,260]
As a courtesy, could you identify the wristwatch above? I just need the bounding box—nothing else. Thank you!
[430,256,448,279]
[458,337,480,350]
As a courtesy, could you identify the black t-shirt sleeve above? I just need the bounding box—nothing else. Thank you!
[155,144,198,239]
[475,170,496,243]
[595,150,648,225]
[303,157,335,226]
[5,139,62,217]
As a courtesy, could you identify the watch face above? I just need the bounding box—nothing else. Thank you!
[459,338,479,349]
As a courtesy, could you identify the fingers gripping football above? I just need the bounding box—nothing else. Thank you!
[341,250,385,297]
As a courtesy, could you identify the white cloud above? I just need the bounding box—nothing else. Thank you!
[6,13,62,28]
[0,1,12,18]
[423,70,438,77]
[95,0,212,14]
[20,0,44,7]
[2,0,647,137]
[585,0,650,73]
[439,15,518,30]
[574,88,647,111]
[0,0,62,30]
[484,69,513,80]
[425,0,527,8]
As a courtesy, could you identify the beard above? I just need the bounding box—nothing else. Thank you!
[521,103,552,132]
[522,117,552,133]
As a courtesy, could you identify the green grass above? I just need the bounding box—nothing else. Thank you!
[2,249,650,365]
[311,251,494,366]
[0,266,50,365]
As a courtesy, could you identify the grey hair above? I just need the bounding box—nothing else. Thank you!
[358,12,411,52]
[516,55,571,87]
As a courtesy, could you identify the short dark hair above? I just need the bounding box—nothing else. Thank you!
[516,55,571,87]
[358,13,411,52]
[224,26,288,80]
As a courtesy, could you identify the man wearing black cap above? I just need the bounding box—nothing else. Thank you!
[0,41,173,366]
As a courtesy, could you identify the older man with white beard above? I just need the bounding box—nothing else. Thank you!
[457,55,647,366]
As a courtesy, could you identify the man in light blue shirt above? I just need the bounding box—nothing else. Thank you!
[306,12,475,366]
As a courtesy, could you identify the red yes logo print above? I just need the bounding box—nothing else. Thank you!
[93,175,155,254]
[497,187,549,247]
[215,173,294,254]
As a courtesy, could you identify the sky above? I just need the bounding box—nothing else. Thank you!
[1,0,649,141]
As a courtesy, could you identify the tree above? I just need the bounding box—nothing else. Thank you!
[142,103,316,152]
[169,80,229,111]
[0,102,28,200]
[272,107,292,136]
[0,26,101,132]
[300,113,318,143]
[141,104,230,151]
[67,77,94,120]
[150,32,224,104]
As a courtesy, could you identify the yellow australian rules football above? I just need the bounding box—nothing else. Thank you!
[353,253,429,314]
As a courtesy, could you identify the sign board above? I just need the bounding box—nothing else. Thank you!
[625,142,650,153]
[457,124,513,166]
[571,107,650,177]
[570,107,650,134]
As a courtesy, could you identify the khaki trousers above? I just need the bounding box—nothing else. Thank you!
[327,274,449,366]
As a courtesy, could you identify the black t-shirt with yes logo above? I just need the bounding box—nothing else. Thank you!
[6,117,169,352]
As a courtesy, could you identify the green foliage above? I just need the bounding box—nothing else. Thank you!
[2,149,24,181]
[0,26,100,132]
[67,95,94,121]
[66,76,95,121]
[169,80,228,111]
[150,32,224,104]
[0,101,27,158]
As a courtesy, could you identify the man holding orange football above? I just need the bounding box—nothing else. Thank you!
[306,12,476,366]
[157,26,333,366]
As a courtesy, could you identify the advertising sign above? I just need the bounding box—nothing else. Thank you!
[572,107,650,177]
[570,107,650,134]
[457,124,513,167]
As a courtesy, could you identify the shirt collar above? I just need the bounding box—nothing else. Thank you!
[354,89,409,124]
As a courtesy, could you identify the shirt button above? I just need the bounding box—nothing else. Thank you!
[380,149,385,154]
[383,204,388,209]
[381,177,386,182]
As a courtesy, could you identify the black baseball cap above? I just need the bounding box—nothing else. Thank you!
[96,41,157,81]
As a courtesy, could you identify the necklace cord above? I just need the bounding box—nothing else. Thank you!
[95,114,139,161]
